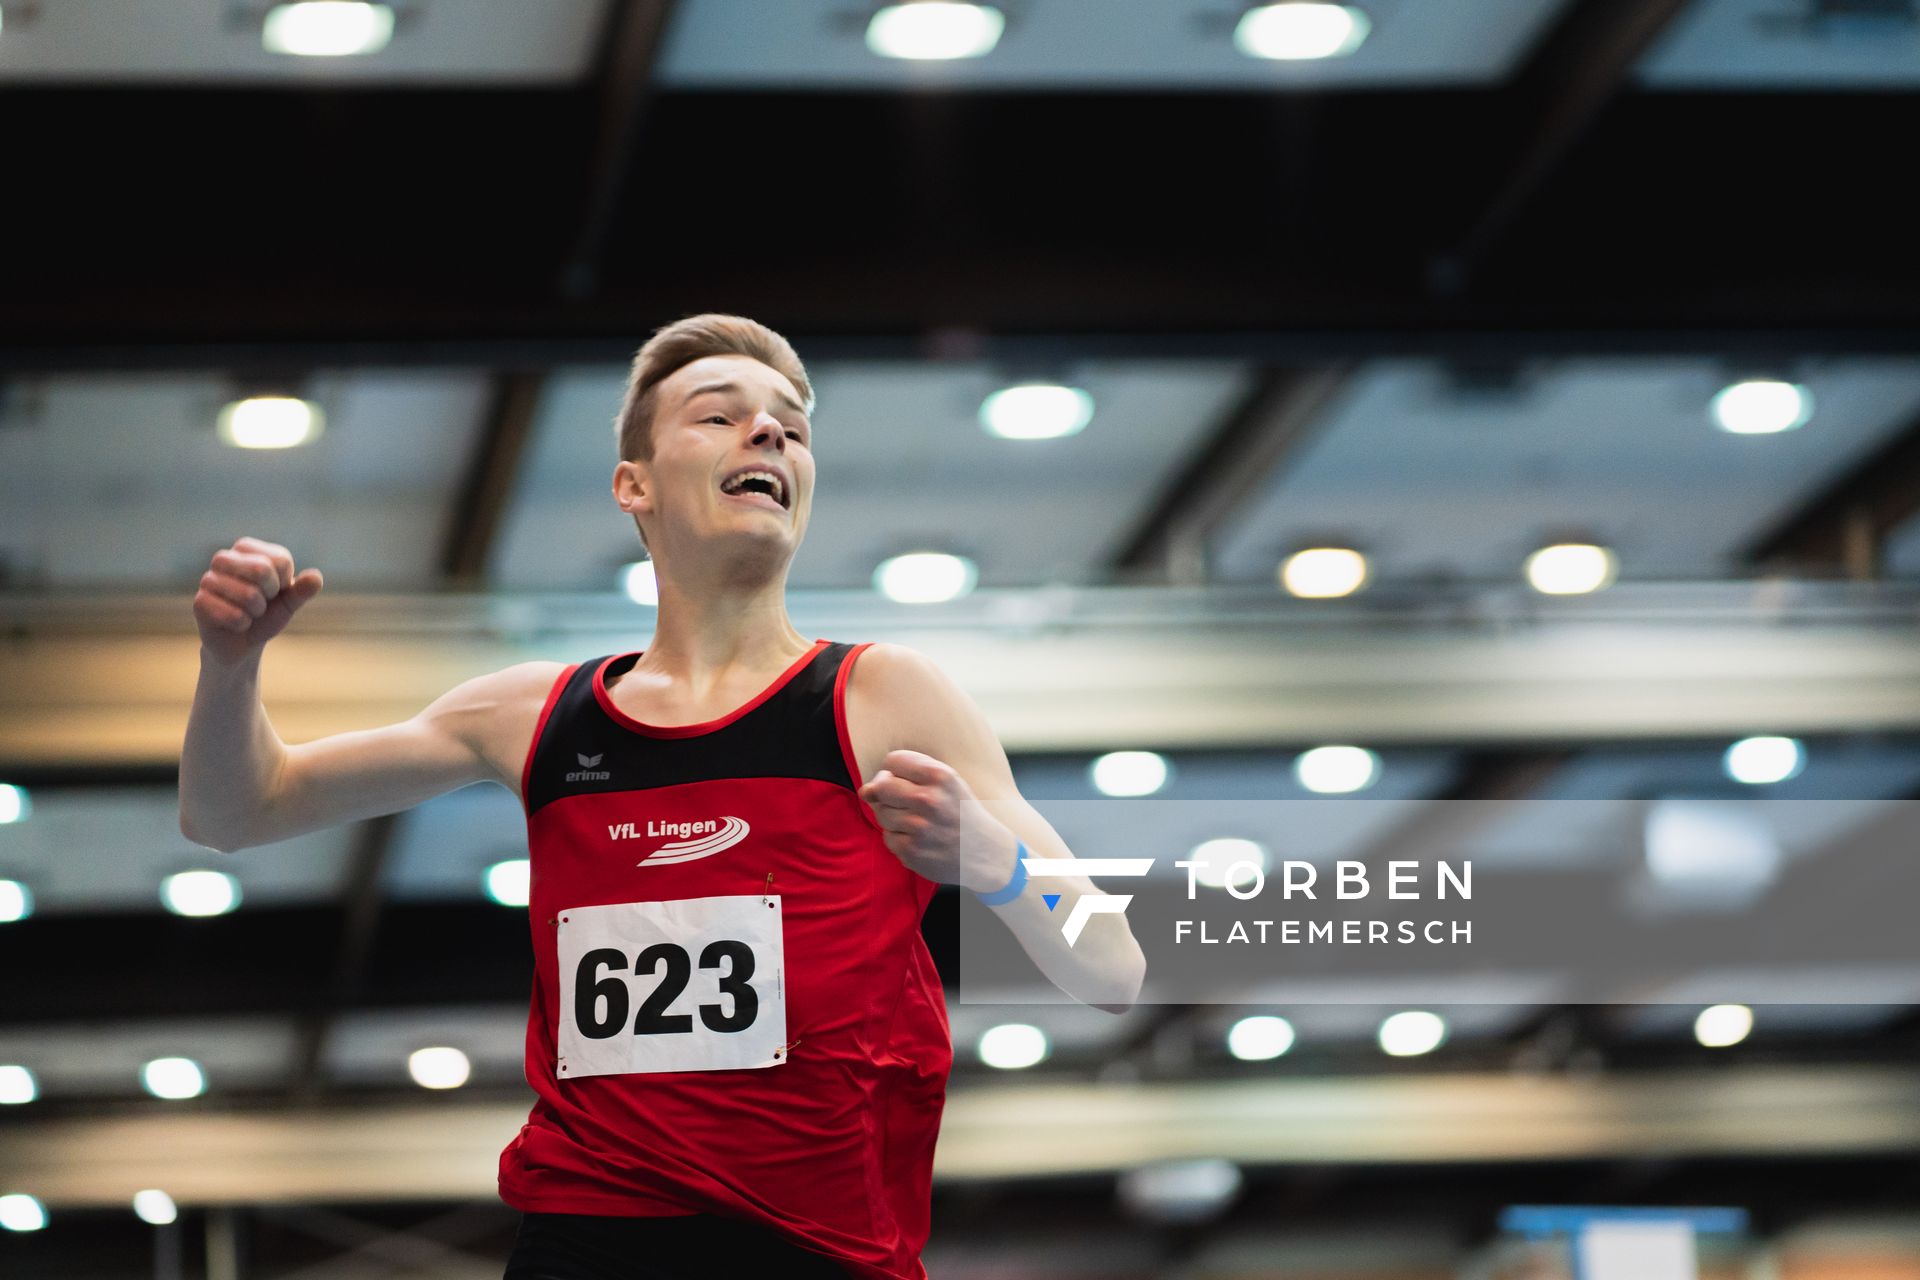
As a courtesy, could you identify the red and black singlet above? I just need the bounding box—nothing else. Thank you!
[499,639,953,1280]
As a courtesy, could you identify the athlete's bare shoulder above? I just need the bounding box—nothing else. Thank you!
[427,659,571,801]
[842,641,957,783]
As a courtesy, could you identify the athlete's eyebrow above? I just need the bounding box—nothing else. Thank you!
[684,381,807,420]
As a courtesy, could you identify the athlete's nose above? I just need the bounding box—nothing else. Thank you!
[748,411,785,451]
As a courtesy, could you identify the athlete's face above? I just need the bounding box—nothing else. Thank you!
[615,354,814,564]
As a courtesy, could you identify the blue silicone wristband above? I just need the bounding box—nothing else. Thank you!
[974,840,1028,906]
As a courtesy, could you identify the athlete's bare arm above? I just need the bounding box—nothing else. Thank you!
[178,536,562,852]
[847,642,1147,1012]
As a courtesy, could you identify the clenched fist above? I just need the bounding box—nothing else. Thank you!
[192,536,324,667]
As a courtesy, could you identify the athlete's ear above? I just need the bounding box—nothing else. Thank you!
[613,459,653,518]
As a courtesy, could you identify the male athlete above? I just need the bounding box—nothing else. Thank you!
[179,314,1147,1280]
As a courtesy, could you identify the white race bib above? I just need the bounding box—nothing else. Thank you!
[556,895,788,1079]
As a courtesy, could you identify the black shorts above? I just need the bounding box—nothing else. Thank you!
[502,1210,853,1280]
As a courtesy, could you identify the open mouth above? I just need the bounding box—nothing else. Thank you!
[719,470,789,510]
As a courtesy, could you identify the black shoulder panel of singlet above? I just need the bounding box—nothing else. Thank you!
[523,641,862,818]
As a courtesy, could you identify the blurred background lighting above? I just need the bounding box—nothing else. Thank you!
[1378,1011,1447,1057]
[1723,735,1805,785]
[978,1023,1048,1069]
[1188,837,1269,891]
[622,560,659,606]
[1117,1158,1243,1223]
[874,551,977,603]
[1234,3,1372,60]
[161,869,240,917]
[1695,1003,1754,1048]
[484,859,530,907]
[141,1057,205,1100]
[0,783,29,824]
[1712,379,1811,434]
[980,384,1094,439]
[217,396,321,449]
[1280,546,1368,598]
[408,1046,471,1089]
[1226,1015,1296,1061]
[0,1064,37,1105]
[866,2,1005,60]
[1524,542,1616,595]
[0,879,30,924]
[1090,750,1169,797]
[262,2,395,57]
[132,1189,177,1226]
[0,1193,47,1232]
[1293,744,1378,794]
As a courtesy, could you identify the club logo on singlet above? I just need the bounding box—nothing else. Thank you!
[604,815,751,867]
[567,752,611,782]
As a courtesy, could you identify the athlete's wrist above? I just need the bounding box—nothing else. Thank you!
[972,836,1027,906]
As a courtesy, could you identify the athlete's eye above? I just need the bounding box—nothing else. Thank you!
[703,415,729,425]
[786,430,803,441]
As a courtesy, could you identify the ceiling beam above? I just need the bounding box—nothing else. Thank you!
[438,372,548,588]
[1428,0,1693,295]
[1743,409,1920,578]
[1111,368,1352,583]
[559,0,682,301]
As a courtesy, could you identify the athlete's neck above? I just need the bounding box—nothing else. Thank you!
[628,560,813,694]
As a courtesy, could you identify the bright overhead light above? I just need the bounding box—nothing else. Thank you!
[1294,744,1378,794]
[262,2,395,57]
[0,1193,47,1233]
[1378,1010,1447,1057]
[0,1064,37,1105]
[132,1190,178,1226]
[1234,3,1372,60]
[0,879,30,924]
[485,859,530,907]
[977,1022,1048,1069]
[874,551,977,604]
[141,1056,206,1100]
[217,396,322,449]
[1723,735,1804,786]
[1188,837,1269,891]
[1694,1003,1753,1048]
[980,384,1094,440]
[1280,546,1367,598]
[1524,542,1616,595]
[621,560,659,607]
[1227,1015,1295,1061]
[408,1046,471,1089]
[866,2,1005,60]
[162,869,241,918]
[1118,1158,1243,1223]
[0,783,29,824]
[1091,750,1170,797]
[1711,379,1811,435]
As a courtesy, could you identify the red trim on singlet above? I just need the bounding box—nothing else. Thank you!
[519,662,581,815]
[834,641,887,834]
[591,638,831,739]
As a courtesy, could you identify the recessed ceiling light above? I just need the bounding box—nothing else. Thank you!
[161,869,241,918]
[977,1022,1048,1069]
[1711,379,1811,435]
[1226,1015,1295,1061]
[1694,1003,1753,1048]
[1723,736,1804,785]
[1377,1010,1446,1057]
[1091,750,1170,797]
[622,561,659,607]
[1293,745,1378,794]
[1234,3,1371,60]
[0,1064,37,1105]
[408,1046,471,1089]
[485,859,531,907]
[0,880,32,924]
[0,1193,47,1232]
[262,2,395,57]
[1188,837,1269,891]
[1524,542,1616,595]
[866,2,1005,61]
[1280,547,1367,598]
[874,551,977,604]
[132,1190,178,1226]
[980,384,1094,440]
[0,783,31,824]
[141,1056,206,1100]
[217,396,322,449]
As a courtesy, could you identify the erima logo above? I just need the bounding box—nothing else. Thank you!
[1020,857,1154,946]
[566,752,611,782]
[606,815,750,867]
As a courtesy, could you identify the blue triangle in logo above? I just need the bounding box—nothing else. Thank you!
[1042,894,1061,912]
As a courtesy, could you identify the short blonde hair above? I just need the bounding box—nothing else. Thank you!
[614,313,815,463]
